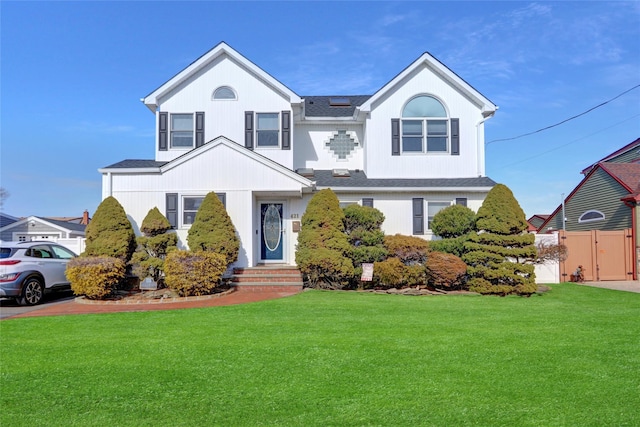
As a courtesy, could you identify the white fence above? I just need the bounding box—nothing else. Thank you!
[51,237,86,256]
[534,233,560,284]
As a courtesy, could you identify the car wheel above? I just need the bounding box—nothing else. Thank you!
[20,277,44,306]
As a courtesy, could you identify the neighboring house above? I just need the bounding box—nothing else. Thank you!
[99,42,498,268]
[527,214,549,233]
[0,213,19,229]
[0,216,87,242]
[538,138,640,280]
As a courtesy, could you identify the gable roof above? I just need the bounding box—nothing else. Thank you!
[100,136,314,188]
[581,137,640,175]
[0,216,86,234]
[0,213,19,228]
[142,42,302,112]
[358,52,497,116]
[537,161,638,232]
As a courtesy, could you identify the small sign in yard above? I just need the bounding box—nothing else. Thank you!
[361,263,374,282]
[140,277,158,290]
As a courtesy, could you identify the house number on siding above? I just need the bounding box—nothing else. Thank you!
[290,213,299,219]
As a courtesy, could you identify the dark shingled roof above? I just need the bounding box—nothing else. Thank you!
[310,170,496,188]
[304,95,371,117]
[103,159,167,169]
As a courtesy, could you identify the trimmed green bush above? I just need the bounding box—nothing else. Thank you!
[164,250,227,297]
[187,192,239,267]
[373,258,425,289]
[463,184,537,295]
[83,196,136,263]
[428,234,472,258]
[131,207,178,284]
[383,234,430,265]
[66,256,126,299]
[296,189,354,289]
[425,251,467,289]
[430,204,476,238]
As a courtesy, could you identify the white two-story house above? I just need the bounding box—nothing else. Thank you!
[100,42,497,268]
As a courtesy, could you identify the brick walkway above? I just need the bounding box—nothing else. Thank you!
[7,289,301,319]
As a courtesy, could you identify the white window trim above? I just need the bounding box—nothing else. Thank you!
[401,119,450,154]
[255,112,280,149]
[212,86,237,101]
[578,210,606,223]
[170,113,195,150]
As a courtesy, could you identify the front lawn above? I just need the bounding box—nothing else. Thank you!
[1,283,639,426]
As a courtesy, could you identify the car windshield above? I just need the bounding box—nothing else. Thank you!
[0,248,13,259]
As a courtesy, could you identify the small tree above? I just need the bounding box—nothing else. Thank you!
[130,207,178,284]
[84,196,136,263]
[429,204,477,258]
[187,192,239,267]
[343,204,388,268]
[295,189,354,289]
[463,184,537,295]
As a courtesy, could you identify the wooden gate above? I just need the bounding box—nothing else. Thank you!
[559,229,635,281]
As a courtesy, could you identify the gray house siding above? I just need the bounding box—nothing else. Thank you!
[606,149,640,165]
[542,168,631,233]
[0,220,83,241]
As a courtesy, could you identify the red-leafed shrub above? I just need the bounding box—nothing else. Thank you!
[425,251,467,290]
[383,234,430,265]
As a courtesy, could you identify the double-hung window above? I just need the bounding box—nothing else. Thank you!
[401,96,449,154]
[183,196,204,225]
[256,113,279,147]
[171,114,194,148]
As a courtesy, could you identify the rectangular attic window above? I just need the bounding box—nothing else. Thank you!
[329,97,351,106]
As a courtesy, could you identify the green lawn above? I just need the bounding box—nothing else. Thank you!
[1,283,639,426]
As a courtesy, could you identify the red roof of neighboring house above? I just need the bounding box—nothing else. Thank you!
[599,162,640,192]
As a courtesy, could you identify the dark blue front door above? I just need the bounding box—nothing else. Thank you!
[261,203,283,261]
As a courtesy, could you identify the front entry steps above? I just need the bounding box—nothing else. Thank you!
[231,266,304,292]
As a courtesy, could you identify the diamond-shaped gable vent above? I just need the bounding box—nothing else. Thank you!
[326,130,358,160]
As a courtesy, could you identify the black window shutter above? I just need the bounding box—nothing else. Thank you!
[455,197,467,207]
[412,198,424,235]
[362,198,374,208]
[216,193,226,208]
[159,112,168,151]
[166,193,178,229]
[450,118,460,155]
[195,112,205,147]
[281,111,291,150]
[391,118,400,156]
[244,111,254,150]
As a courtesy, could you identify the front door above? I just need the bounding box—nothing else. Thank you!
[260,203,284,261]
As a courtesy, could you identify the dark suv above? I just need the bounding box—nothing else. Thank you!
[0,241,77,305]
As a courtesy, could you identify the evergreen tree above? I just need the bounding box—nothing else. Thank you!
[295,189,354,289]
[187,192,239,266]
[84,196,136,263]
[131,207,178,283]
[463,184,537,295]
[429,204,477,258]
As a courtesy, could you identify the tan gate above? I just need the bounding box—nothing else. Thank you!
[559,229,635,281]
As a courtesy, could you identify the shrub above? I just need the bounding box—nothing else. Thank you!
[430,204,476,238]
[425,251,467,289]
[164,250,227,297]
[296,189,354,289]
[463,184,537,295]
[187,192,239,266]
[428,234,472,258]
[383,234,430,265]
[373,258,425,289]
[83,196,136,263]
[66,256,126,299]
[131,207,178,284]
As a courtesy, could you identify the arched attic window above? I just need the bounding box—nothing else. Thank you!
[212,86,237,100]
[578,210,605,223]
[401,95,450,153]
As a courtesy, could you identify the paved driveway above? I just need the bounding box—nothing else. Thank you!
[0,291,75,319]
[581,281,640,293]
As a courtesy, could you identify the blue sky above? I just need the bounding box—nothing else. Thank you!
[1,1,639,219]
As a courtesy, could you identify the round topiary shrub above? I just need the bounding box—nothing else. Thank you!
[430,204,476,239]
[164,250,227,297]
[295,189,354,289]
[383,234,430,265]
[187,192,239,267]
[425,251,467,290]
[84,196,136,263]
[66,256,126,299]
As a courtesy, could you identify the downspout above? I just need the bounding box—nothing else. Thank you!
[477,110,496,177]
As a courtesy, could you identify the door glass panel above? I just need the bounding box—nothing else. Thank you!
[263,204,282,251]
